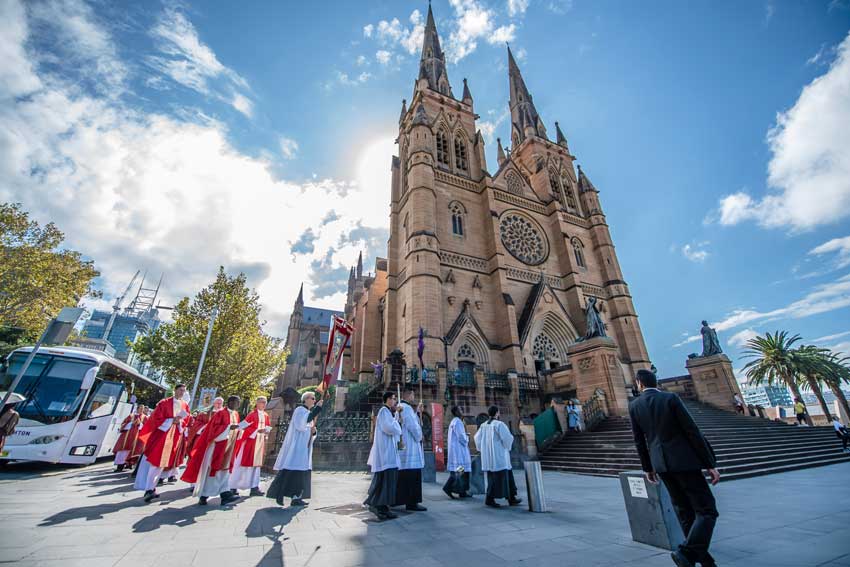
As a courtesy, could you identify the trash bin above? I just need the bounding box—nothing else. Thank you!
[524,461,547,512]
[422,451,436,483]
[619,471,684,550]
[469,455,485,495]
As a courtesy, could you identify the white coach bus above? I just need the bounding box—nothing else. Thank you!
[0,346,166,465]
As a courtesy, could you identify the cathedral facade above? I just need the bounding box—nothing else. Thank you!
[345,6,651,416]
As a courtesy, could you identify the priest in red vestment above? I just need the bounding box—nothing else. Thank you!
[113,405,147,472]
[182,395,241,506]
[183,397,222,490]
[134,385,191,502]
[229,396,272,496]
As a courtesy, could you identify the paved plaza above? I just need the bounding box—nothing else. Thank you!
[0,461,849,567]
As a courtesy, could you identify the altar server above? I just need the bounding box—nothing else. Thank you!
[134,385,191,502]
[443,405,471,499]
[182,395,241,506]
[364,391,403,520]
[267,391,323,506]
[474,405,521,508]
[395,385,426,511]
[230,396,272,496]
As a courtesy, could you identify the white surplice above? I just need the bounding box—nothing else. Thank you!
[273,406,315,471]
[474,419,513,472]
[367,406,402,472]
[447,417,471,471]
[397,402,423,470]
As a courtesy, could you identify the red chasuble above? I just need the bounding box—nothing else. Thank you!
[185,412,210,455]
[235,409,270,468]
[181,408,241,482]
[113,412,145,459]
[138,397,190,469]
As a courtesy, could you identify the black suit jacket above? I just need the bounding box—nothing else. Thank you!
[628,389,716,474]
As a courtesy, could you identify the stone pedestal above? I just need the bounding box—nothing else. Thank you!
[685,354,743,413]
[519,422,538,458]
[567,337,630,416]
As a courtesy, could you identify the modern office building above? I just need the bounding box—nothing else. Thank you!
[741,383,793,407]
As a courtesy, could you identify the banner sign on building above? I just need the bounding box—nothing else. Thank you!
[431,402,445,472]
[318,315,354,395]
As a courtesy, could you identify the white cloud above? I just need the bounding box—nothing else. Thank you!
[727,328,759,348]
[478,108,510,144]
[336,71,371,86]
[807,43,836,67]
[681,241,710,263]
[547,0,574,14]
[279,137,298,160]
[363,24,374,38]
[713,30,850,232]
[356,55,368,66]
[809,235,850,269]
[507,0,530,17]
[812,330,850,344]
[148,6,253,117]
[490,24,517,44]
[673,273,850,347]
[0,0,391,339]
[376,50,392,66]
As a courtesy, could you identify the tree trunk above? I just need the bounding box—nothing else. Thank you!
[806,375,831,423]
[828,382,850,421]
[784,372,813,426]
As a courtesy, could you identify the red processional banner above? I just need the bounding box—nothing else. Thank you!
[318,315,354,395]
[430,402,445,471]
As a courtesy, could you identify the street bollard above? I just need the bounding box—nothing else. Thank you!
[524,460,548,512]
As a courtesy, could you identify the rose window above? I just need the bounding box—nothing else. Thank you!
[499,213,548,265]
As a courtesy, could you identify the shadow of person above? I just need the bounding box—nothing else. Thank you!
[39,489,186,527]
[246,506,303,566]
[131,500,214,533]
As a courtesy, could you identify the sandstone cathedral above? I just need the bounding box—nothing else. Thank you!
[280,5,652,424]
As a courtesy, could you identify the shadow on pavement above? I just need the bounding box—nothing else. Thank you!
[131,499,215,533]
[39,488,186,526]
[246,506,303,567]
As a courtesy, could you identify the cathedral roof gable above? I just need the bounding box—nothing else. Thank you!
[516,279,573,347]
[445,300,493,347]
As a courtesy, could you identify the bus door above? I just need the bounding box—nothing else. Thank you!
[98,400,133,458]
[65,379,126,464]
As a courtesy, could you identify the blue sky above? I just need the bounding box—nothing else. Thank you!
[1,0,849,378]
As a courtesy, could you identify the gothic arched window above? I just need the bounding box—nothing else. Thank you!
[454,135,468,172]
[572,237,586,268]
[532,333,561,371]
[506,172,522,195]
[548,169,562,201]
[449,201,465,236]
[436,130,450,167]
[562,176,578,211]
[457,343,475,360]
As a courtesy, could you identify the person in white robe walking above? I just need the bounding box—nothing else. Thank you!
[395,385,426,511]
[474,405,521,508]
[267,391,323,506]
[364,390,402,520]
[443,405,471,499]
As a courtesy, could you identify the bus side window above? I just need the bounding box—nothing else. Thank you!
[82,381,124,420]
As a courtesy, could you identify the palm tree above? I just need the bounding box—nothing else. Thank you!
[793,345,833,419]
[742,331,811,425]
[817,352,850,420]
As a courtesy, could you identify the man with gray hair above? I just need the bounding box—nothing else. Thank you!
[267,390,324,506]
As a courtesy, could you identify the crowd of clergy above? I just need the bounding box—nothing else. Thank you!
[114,383,520,519]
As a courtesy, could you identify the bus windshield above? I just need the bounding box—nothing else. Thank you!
[0,352,96,425]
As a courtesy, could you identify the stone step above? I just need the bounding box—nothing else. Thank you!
[547,438,843,459]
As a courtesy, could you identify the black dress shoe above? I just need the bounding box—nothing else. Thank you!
[157,478,164,486]
[290,498,307,506]
[405,504,427,511]
[198,496,208,506]
[167,476,177,484]
[250,487,264,497]
[670,550,695,567]
[458,492,471,498]
[508,497,522,506]
[383,510,398,519]
[485,499,501,508]
[443,487,456,499]
[143,490,157,503]
[220,492,240,506]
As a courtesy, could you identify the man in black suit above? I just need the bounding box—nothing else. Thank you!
[629,369,720,567]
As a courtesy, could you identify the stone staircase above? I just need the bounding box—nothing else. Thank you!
[540,399,850,481]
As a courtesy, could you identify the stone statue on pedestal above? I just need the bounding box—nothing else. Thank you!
[689,320,723,358]
[582,297,607,340]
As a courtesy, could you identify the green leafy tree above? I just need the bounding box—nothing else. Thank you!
[793,345,833,419]
[0,203,100,356]
[742,331,811,425]
[133,267,288,402]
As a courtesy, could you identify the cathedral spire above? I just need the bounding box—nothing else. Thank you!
[356,251,363,279]
[295,283,304,309]
[462,78,472,104]
[508,45,546,144]
[555,121,568,147]
[497,137,506,166]
[577,165,598,193]
[417,4,452,97]
[399,99,407,123]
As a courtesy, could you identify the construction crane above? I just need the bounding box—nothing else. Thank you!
[103,270,141,340]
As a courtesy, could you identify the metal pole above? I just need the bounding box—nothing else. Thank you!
[1,320,53,408]
[190,307,218,410]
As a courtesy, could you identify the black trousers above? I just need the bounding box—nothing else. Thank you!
[837,430,850,450]
[659,471,719,565]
